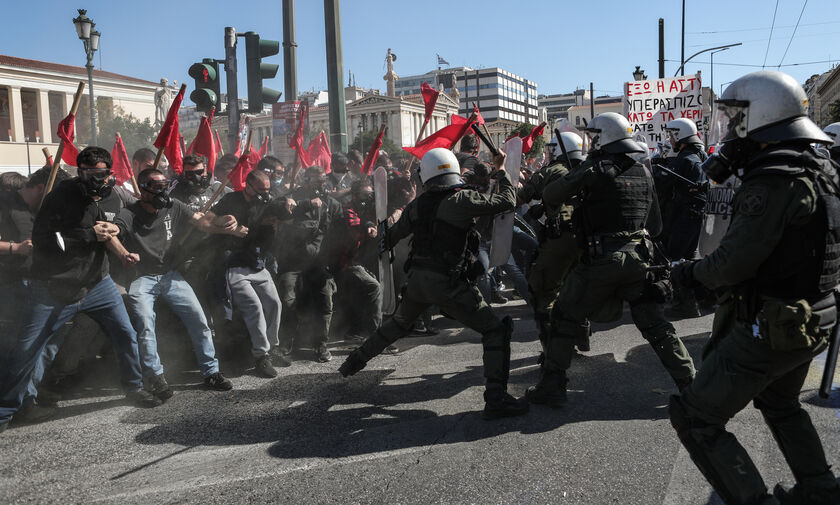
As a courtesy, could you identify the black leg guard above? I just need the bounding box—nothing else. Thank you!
[339,317,412,377]
[669,395,770,505]
[482,316,513,391]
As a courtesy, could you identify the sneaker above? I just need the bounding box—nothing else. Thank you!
[126,390,163,408]
[774,482,840,504]
[525,374,568,408]
[483,390,530,420]
[14,401,57,424]
[491,291,508,304]
[147,374,173,401]
[270,347,293,367]
[204,372,233,391]
[339,350,368,377]
[255,355,278,378]
[315,346,332,363]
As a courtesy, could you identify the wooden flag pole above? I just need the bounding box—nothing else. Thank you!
[152,83,187,171]
[40,81,86,210]
[41,147,51,164]
[404,116,433,175]
[116,133,141,195]
[177,129,253,246]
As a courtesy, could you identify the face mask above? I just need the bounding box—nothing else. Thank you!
[700,139,755,184]
[355,193,374,209]
[182,171,209,191]
[80,170,114,198]
[254,192,272,205]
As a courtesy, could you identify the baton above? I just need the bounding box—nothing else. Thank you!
[554,128,575,169]
[819,291,840,398]
[654,163,703,188]
[470,123,499,157]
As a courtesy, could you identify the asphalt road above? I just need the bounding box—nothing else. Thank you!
[1,299,838,504]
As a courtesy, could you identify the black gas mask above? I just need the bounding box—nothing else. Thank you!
[353,190,374,211]
[140,179,172,210]
[700,138,758,184]
[79,168,114,198]
[181,170,210,193]
[247,182,272,205]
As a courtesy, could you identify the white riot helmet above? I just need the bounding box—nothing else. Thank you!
[715,70,831,144]
[548,132,585,162]
[824,122,840,150]
[665,118,701,145]
[418,148,461,186]
[584,112,644,154]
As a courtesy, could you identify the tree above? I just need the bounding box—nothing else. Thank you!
[76,99,157,157]
[349,129,399,155]
[509,122,546,156]
[828,99,840,125]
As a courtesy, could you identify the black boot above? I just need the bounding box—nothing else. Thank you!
[483,389,530,420]
[525,371,568,408]
[774,482,840,504]
[339,349,368,377]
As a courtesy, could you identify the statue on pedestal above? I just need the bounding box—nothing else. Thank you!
[383,49,398,97]
[154,78,178,124]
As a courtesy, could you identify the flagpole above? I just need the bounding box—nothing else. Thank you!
[40,81,86,210]
[178,129,252,247]
[41,147,52,164]
[403,116,433,175]
[152,83,187,171]
[117,132,141,195]
[363,124,387,175]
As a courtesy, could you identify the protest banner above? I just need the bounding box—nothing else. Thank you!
[624,74,703,147]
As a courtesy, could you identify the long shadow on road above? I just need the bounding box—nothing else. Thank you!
[123,332,710,460]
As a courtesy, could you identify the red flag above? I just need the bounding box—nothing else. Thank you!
[305,131,331,173]
[213,129,224,156]
[473,103,485,126]
[56,113,79,166]
[111,134,134,185]
[153,85,185,174]
[190,116,217,174]
[227,153,253,192]
[420,82,440,123]
[361,128,386,175]
[402,114,475,160]
[521,123,546,154]
[288,104,310,166]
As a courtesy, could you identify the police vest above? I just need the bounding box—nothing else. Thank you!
[410,186,480,274]
[743,145,840,299]
[576,155,653,235]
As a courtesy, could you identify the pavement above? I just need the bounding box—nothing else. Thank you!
[1,299,839,504]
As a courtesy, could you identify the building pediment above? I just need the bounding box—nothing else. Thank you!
[349,94,402,107]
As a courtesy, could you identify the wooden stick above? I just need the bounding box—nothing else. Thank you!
[177,129,253,246]
[41,147,51,163]
[152,83,187,171]
[404,116,432,175]
[40,81,86,210]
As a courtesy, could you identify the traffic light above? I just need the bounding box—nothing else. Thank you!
[244,31,281,113]
[188,58,220,113]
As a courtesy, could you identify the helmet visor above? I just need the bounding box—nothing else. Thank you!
[713,99,749,142]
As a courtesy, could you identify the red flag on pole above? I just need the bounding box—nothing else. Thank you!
[190,116,217,174]
[361,127,386,175]
[402,114,475,160]
[521,123,546,154]
[111,134,134,185]
[473,103,485,126]
[306,131,331,173]
[288,104,311,167]
[56,114,79,166]
[153,85,185,174]
[214,129,224,156]
[420,81,440,123]
[227,154,253,192]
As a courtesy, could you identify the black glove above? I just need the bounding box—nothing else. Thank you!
[671,260,699,290]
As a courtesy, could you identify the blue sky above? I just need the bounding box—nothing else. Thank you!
[4,1,840,101]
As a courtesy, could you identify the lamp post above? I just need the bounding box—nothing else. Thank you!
[632,66,647,81]
[72,9,100,145]
[708,47,730,96]
[720,80,735,96]
[674,42,741,77]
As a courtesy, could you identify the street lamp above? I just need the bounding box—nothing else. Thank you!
[674,42,741,77]
[708,47,729,96]
[632,66,647,81]
[73,9,99,145]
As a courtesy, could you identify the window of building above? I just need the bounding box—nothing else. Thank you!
[0,87,10,141]
[20,90,39,142]
[48,93,65,135]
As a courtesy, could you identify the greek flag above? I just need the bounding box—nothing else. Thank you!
[437,54,450,66]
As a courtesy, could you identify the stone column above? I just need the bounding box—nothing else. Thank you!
[36,91,51,143]
[9,87,24,142]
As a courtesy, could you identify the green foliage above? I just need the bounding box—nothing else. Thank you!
[75,98,157,157]
[828,99,840,125]
[509,122,546,156]
[349,129,399,155]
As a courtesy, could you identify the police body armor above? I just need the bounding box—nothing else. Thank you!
[735,145,840,330]
[573,154,652,257]
[540,159,576,240]
[409,186,481,281]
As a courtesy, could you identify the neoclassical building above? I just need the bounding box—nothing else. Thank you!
[0,54,158,173]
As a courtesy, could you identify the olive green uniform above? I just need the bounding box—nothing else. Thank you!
[534,153,695,395]
[518,160,581,349]
[670,145,840,504]
[344,170,517,394]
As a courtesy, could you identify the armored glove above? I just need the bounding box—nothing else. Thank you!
[671,260,699,290]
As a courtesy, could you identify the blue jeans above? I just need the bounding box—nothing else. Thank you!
[126,271,219,379]
[0,276,143,423]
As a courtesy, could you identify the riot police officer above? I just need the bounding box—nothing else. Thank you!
[518,133,586,359]
[339,147,530,420]
[659,118,708,318]
[669,70,840,505]
[525,112,696,407]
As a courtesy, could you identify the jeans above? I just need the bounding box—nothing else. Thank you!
[0,276,143,423]
[126,271,219,379]
[227,267,282,358]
